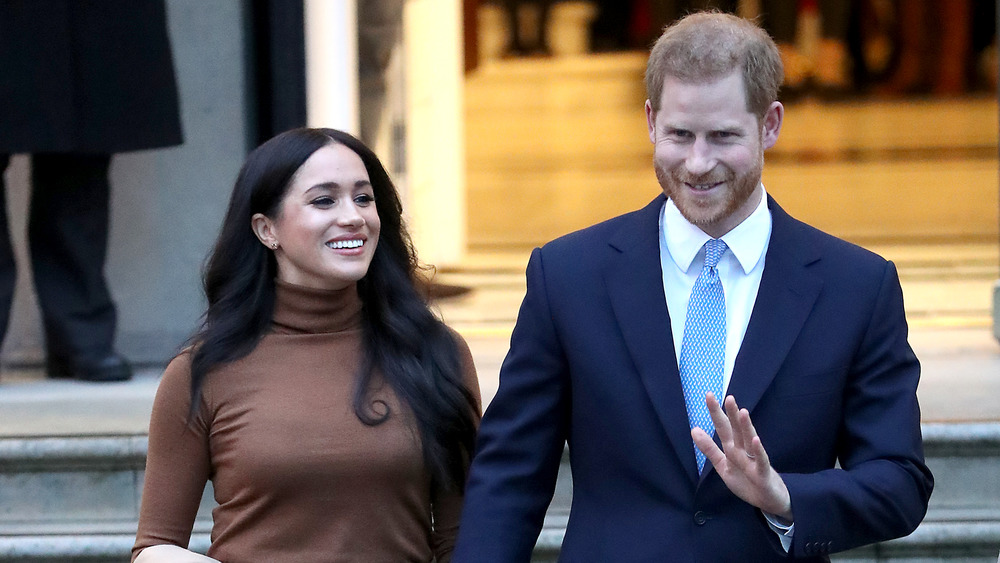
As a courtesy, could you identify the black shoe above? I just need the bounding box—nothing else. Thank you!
[47,353,133,382]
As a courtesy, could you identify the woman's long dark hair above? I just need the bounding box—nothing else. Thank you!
[188,127,479,491]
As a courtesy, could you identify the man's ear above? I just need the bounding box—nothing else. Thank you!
[251,213,277,248]
[761,101,784,150]
[644,99,657,144]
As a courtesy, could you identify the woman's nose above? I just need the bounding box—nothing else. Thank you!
[338,202,365,226]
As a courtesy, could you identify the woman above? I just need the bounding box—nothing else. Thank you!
[132,128,481,562]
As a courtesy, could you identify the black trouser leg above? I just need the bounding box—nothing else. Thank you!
[28,153,116,362]
[502,0,524,52]
[0,154,16,350]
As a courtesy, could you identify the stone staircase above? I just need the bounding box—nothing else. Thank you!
[2,423,999,562]
[0,434,210,563]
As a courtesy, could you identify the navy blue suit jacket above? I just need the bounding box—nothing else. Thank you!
[453,195,933,562]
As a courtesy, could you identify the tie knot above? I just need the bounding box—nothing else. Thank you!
[703,239,727,269]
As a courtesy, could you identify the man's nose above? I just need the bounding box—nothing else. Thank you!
[684,138,716,176]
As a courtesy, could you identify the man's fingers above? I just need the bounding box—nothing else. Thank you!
[706,392,722,414]
[692,427,724,467]
[733,411,774,480]
[705,394,774,478]
[739,409,760,450]
[736,408,769,464]
[696,397,788,517]
[734,406,756,453]
[721,397,769,472]
[748,436,771,474]
[706,392,733,443]
[724,395,746,451]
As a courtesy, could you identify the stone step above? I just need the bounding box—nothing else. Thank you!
[0,435,211,562]
[535,423,1000,562]
[1,424,998,562]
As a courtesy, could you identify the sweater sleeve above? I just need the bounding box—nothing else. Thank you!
[132,353,213,561]
[431,330,481,563]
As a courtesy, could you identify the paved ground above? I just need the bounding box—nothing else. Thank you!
[1,245,997,437]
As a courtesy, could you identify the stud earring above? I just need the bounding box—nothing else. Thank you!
[271,242,278,249]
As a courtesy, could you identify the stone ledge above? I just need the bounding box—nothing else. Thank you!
[0,518,212,537]
[0,423,994,463]
[859,521,1000,560]
[922,422,1000,456]
[532,520,1000,559]
[1,425,997,560]
[0,436,147,469]
[3,523,998,561]
[0,533,210,560]
[895,520,1000,546]
[3,507,998,560]
[0,422,987,464]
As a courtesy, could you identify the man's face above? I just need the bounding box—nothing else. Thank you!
[645,70,782,238]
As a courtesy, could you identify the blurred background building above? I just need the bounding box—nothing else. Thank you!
[0,2,998,562]
[1,0,997,369]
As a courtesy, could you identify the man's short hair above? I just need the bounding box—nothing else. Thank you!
[645,11,783,118]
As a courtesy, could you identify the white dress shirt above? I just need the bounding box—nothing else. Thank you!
[657,186,794,550]
[658,187,771,395]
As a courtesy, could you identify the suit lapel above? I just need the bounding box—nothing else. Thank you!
[604,195,700,483]
[727,197,823,414]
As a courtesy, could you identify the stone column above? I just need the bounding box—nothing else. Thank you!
[403,0,467,267]
[304,0,360,134]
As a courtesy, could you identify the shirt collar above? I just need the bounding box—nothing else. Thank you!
[660,186,772,274]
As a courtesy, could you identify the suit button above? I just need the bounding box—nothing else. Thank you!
[693,511,708,525]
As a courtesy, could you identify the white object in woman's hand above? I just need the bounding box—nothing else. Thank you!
[133,545,221,563]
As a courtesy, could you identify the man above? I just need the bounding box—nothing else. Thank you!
[500,0,552,56]
[0,0,182,381]
[453,12,932,562]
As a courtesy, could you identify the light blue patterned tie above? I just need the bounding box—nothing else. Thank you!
[678,239,728,473]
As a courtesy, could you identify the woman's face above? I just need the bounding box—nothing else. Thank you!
[253,143,381,291]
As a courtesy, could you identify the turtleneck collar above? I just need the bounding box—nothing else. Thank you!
[272,279,363,334]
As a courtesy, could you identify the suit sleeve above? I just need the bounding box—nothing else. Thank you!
[452,248,571,562]
[783,261,934,556]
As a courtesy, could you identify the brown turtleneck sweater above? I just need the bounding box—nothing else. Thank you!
[132,281,480,563]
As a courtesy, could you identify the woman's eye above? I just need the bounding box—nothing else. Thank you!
[354,194,375,206]
[311,196,334,207]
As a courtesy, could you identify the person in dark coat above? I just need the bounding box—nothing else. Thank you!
[500,0,553,55]
[0,0,183,381]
